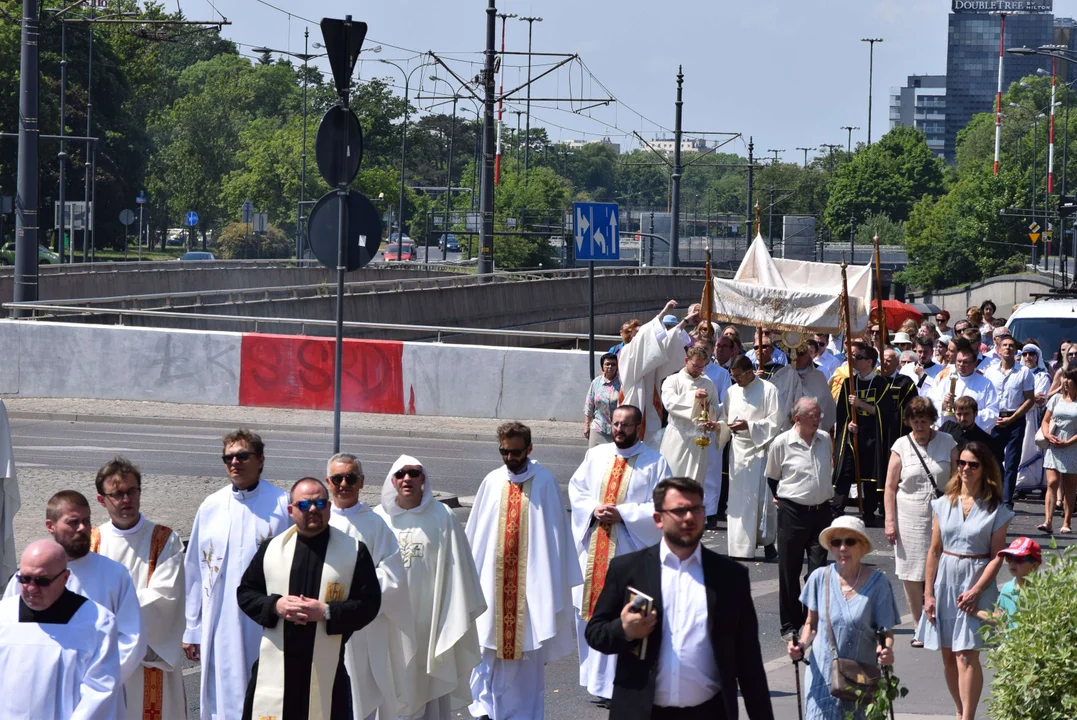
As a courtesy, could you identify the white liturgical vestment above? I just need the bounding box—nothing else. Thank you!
[374,455,486,720]
[929,370,1000,432]
[0,594,121,720]
[619,315,689,448]
[93,516,187,720]
[0,399,18,586]
[660,369,726,487]
[183,481,290,720]
[723,377,780,559]
[330,497,415,720]
[568,441,668,699]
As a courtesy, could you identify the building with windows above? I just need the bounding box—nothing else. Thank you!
[648,137,708,155]
[890,75,947,158]
[564,136,621,154]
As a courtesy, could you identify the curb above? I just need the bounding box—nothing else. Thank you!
[7,410,590,447]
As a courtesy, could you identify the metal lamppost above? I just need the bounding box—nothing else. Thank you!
[379,57,433,261]
[796,146,813,167]
[861,38,883,144]
[519,16,542,177]
[841,125,859,157]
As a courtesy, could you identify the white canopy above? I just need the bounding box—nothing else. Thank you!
[708,236,873,335]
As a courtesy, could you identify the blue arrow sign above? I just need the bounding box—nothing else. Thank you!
[185,211,199,227]
[572,202,620,261]
[136,192,147,205]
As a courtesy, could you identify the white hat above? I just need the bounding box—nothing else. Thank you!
[892,331,913,345]
[819,516,873,554]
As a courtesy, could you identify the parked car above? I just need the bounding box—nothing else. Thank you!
[179,251,216,261]
[389,232,412,244]
[438,234,460,252]
[0,242,60,265]
[1007,295,1077,365]
[383,243,415,261]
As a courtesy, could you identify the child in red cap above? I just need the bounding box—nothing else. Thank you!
[977,537,1042,626]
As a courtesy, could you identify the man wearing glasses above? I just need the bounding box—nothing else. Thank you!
[327,453,415,720]
[0,540,122,718]
[184,429,291,720]
[91,457,187,720]
[239,477,381,720]
[929,343,1000,433]
[467,421,582,720]
[832,343,889,526]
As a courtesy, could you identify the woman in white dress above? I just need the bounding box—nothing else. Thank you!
[884,396,958,639]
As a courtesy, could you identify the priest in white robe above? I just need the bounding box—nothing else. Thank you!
[91,458,187,720]
[183,430,291,720]
[0,399,19,586]
[618,299,693,447]
[375,455,487,720]
[929,347,1000,432]
[0,540,121,720]
[774,345,837,433]
[660,346,726,487]
[766,362,804,433]
[568,404,669,702]
[467,422,582,720]
[723,356,781,560]
[324,452,415,720]
[3,490,145,685]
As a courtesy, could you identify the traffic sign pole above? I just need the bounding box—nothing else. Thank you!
[589,260,595,377]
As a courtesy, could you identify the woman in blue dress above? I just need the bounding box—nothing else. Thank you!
[788,516,899,720]
[914,441,1013,720]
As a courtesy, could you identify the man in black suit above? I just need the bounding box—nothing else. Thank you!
[584,477,774,720]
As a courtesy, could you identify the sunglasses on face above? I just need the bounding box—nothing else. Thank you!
[329,472,360,486]
[16,570,66,587]
[394,468,422,479]
[829,537,858,548]
[222,451,253,464]
[498,448,526,457]
[853,355,871,362]
[957,459,981,469]
[294,498,328,512]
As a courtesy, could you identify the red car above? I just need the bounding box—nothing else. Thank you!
[383,243,415,261]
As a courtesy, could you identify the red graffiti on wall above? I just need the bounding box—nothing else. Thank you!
[239,334,405,414]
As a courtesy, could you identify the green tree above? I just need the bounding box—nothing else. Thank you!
[216,221,290,259]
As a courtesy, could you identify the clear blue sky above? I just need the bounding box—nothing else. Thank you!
[205,0,1075,160]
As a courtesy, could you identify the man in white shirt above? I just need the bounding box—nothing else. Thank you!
[584,477,774,720]
[930,345,1000,432]
[765,398,834,637]
[983,335,1036,509]
[810,335,841,381]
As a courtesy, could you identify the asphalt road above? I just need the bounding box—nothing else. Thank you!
[10,414,1072,719]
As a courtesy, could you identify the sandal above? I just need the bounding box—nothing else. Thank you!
[1061,526,1072,534]
[911,639,924,648]
[1037,523,1054,534]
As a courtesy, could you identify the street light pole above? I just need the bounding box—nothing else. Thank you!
[480,0,497,276]
[13,0,39,312]
[841,125,859,156]
[300,28,308,260]
[520,16,542,178]
[861,38,883,144]
[796,146,812,167]
[670,66,684,267]
[82,2,94,262]
[58,16,67,263]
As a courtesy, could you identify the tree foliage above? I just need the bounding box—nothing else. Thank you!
[216,221,290,259]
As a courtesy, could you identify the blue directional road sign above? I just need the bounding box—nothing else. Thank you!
[185,211,199,227]
[573,202,620,261]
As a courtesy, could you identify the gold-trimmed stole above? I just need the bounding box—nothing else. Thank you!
[580,454,634,621]
[494,478,532,660]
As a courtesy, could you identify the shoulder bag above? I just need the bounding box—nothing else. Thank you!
[907,435,944,499]
[825,567,881,702]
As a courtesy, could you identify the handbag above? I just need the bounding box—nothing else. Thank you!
[825,567,882,702]
[908,435,944,499]
[1035,427,1050,450]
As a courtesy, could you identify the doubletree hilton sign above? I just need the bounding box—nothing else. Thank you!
[952,0,1052,11]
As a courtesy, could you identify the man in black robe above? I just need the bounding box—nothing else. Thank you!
[879,346,918,517]
[239,478,381,720]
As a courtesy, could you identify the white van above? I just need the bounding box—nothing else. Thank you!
[1007,295,1077,365]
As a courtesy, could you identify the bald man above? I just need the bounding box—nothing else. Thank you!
[0,540,121,719]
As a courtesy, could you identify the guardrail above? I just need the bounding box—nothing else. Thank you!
[0,258,474,277]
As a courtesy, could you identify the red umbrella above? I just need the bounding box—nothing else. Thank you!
[871,299,923,332]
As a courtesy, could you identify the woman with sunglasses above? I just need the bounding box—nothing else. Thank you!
[915,442,1012,720]
[1039,367,1077,534]
[788,515,899,720]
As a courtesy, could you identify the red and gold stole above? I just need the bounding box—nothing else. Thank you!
[494,477,532,660]
[92,524,173,720]
[579,454,634,621]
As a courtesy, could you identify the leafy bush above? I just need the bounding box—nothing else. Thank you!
[216,221,291,259]
[985,543,1077,720]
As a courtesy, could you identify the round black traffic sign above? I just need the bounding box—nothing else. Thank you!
[307,189,383,272]
[315,105,364,187]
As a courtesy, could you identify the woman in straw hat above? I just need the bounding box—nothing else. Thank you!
[914,441,1013,720]
[787,516,899,719]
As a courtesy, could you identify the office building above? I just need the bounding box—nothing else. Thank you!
[890,75,947,158]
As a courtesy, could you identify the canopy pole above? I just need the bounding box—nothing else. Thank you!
[841,257,864,515]
[873,233,886,357]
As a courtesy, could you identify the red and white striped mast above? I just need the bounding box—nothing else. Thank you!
[994,13,1006,174]
[1049,53,1058,192]
[494,12,515,185]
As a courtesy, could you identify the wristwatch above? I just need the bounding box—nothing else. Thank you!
[323,604,332,621]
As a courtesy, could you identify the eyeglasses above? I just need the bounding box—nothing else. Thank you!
[328,472,360,486]
[852,355,871,362]
[957,459,981,469]
[16,570,67,587]
[394,468,423,479]
[659,504,705,519]
[294,498,328,512]
[102,488,140,501]
[222,451,253,464]
[498,447,526,457]
[829,537,858,548]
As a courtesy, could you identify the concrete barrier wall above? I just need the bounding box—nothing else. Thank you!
[0,321,591,421]
[911,275,1058,318]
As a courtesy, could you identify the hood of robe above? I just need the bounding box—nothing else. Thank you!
[380,454,435,515]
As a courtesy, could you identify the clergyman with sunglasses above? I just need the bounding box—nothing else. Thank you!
[0,539,123,718]
[466,421,582,720]
[325,453,416,719]
[183,429,291,720]
[238,477,381,720]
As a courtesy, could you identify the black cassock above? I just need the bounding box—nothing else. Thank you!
[238,530,381,720]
